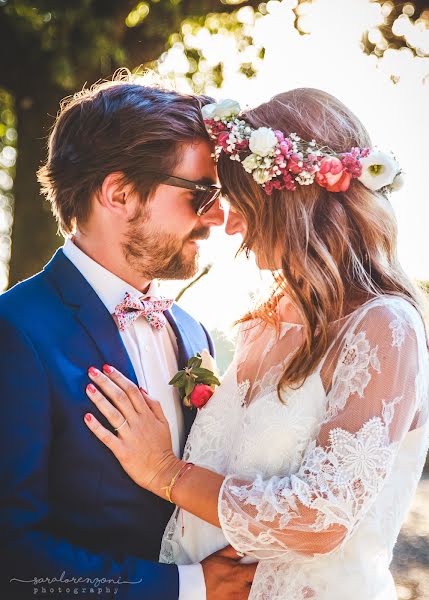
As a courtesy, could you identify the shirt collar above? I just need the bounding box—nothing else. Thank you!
[62,237,160,314]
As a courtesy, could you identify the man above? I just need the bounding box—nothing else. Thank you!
[0,77,256,599]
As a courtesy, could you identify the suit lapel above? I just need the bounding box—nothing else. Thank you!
[44,250,137,385]
[164,308,194,370]
[164,307,199,436]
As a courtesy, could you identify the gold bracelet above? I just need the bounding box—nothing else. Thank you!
[161,462,194,503]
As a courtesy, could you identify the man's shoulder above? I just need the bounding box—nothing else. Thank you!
[0,269,54,323]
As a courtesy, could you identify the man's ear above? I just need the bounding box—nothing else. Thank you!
[98,172,133,217]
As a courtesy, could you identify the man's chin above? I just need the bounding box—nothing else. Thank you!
[157,252,200,281]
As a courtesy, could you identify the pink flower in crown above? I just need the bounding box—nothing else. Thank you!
[217,132,231,151]
[234,138,249,151]
[280,139,293,157]
[274,130,285,142]
[264,172,296,195]
[319,156,343,176]
[341,152,363,178]
[287,153,304,175]
[282,171,297,191]
[316,157,351,192]
[264,179,277,195]
[206,119,228,137]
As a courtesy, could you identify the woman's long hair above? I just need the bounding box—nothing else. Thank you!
[217,88,427,390]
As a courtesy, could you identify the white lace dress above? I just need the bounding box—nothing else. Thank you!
[160,295,429,599]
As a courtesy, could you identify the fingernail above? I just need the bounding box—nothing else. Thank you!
[88,367,100,376]
[139,387,147,394]
[87,384,97,394]
[84,413,92,423]
[103,364,114,374]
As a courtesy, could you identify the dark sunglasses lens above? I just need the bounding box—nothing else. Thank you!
[197,188,221,215]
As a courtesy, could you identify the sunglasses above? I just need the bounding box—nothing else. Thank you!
[154,174,222,216]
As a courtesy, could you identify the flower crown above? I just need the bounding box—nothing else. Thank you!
[202,99,403,195]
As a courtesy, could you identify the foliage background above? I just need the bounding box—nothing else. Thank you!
[1,0,428,289]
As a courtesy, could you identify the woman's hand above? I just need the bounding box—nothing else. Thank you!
[84,364,182,495]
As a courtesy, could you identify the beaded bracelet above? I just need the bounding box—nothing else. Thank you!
[161,462,194,503]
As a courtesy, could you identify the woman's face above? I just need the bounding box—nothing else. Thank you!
[224,201,279,270]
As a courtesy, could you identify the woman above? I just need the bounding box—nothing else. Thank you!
[83,89,429,599]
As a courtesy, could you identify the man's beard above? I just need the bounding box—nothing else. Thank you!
[122,216,210,281]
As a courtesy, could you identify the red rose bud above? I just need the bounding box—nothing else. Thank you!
[189,384,214,409]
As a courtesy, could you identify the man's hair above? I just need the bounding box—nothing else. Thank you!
[38,73,213,235]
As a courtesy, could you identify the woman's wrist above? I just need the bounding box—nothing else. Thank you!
[148,454,184,498]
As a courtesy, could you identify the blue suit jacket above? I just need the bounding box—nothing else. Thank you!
[0,249,214,600]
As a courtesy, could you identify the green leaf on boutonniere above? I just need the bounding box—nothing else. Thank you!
[185,378,195,398]
[187,355,202,369]
[168,352,220,408]
[169,371,186,386]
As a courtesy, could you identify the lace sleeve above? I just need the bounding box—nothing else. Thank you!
[218,298,429,559]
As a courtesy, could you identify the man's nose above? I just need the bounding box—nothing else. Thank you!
[200,199,225,227]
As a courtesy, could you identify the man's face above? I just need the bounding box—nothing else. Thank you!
[122,140,223,281]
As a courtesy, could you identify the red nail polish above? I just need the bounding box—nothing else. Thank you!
[88,367,100,376]
[103,364,114,374]
[84,413,92,423]
[87,384,97,394]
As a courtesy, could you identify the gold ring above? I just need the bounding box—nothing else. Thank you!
[114,418,128,432]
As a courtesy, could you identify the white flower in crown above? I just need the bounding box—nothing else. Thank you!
[249,127,278,157]
[201,99,241,121]
[253,167,272,184]
[391,172,405,191]
[242,154,260,172]
[358,149,401,191]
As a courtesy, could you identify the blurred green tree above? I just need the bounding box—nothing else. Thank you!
[1,0,428,286]
[0,0,262,286]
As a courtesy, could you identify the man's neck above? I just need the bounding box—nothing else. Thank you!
[71,233,152,294]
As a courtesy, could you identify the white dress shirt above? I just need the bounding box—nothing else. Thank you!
[63,238,206,600]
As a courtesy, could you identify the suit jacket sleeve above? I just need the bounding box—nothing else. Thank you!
[0,317,179,600]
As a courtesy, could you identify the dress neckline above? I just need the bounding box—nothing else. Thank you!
[277,294,396,326]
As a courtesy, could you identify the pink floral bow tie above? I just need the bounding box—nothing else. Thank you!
[114,292,174,331]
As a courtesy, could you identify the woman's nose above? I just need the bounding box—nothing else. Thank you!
[225,209,245,236]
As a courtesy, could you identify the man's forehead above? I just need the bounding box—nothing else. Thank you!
[174,140,217,184]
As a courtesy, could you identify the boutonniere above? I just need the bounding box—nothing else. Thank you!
[169,349,221,409]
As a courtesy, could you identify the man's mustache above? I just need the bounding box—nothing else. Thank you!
[188,228,210,242]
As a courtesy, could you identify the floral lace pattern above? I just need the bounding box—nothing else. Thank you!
[325,330,381,421]
[161,296,429,599]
